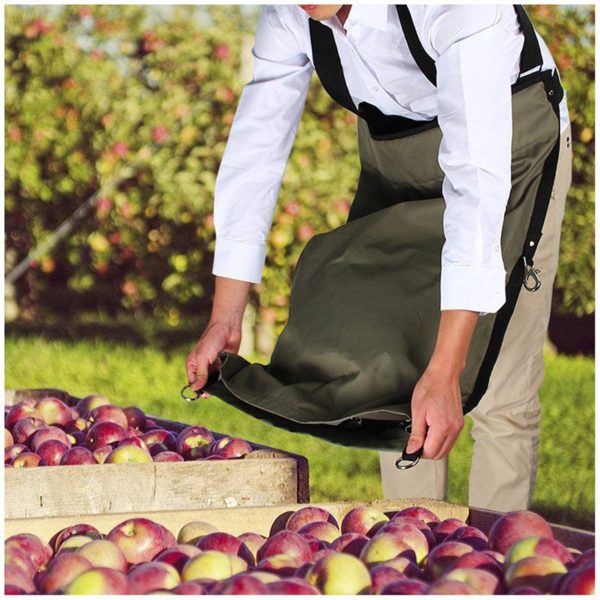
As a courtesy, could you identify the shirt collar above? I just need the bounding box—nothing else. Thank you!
[344,5,390,32]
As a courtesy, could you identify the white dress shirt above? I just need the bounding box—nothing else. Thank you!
[212,5,569,314]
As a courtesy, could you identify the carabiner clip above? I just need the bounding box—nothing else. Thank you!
[523,257,542,292]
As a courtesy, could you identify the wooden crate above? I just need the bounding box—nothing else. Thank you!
[4,499,594,552]
[4,388,309,519]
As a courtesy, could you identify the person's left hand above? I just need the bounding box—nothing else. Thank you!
[405,363,464,460]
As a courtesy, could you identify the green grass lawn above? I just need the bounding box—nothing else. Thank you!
[5,332,594,530]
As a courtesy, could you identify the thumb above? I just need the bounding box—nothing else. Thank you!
[406,409,427,454]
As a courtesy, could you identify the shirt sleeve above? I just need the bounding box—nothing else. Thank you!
[426,6,514,314]
[212,7,313,283]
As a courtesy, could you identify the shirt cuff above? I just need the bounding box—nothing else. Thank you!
[440,264,507,314]
[212,238,266,284]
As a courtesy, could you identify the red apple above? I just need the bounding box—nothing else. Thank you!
[12,451,42,468]
[155,545,201,572]
[444,567,502,594]
[35,396,72,426]
[64,418,87,433]
[148,442,169,456]
[505,556,567,592]
[299,521,340,544]
[123,406,146,430]
[392,506,441,526]
[504,535,573,568]
[369,565,407,594]
[154,451,185,462]
[238,532,266,561]
[175,426,214,459]
[144,429,177,450]
[64,567,129,594]
[5,428,13,448]
[306,552,371,594]
[360,532,416,566]
[195,532,254,565]
[252,571,281,584]
[60,447,97,465]
[488,510,553,554]
[423,541,473,579]
[93,445,113,464]
[4,545,36,579]
[427,579,477,594]
[105,444,152,464]
[4,584,30,595]
[267,578,320,594]
[203,454,226,460]
[69,431,86,446]
[5,403,43,429]
[381,556,423,580]
[144,418,158,430]
[431,518,465,545]
[128,561,181,593]
[375,521,429,563]
[341,507,389,536]
[177,521,218,545]
[302,534,327,555]
[381,578,428,594]
[50,524,102,553]
[36,553,93,594]
[556,566,595,595]
[107,518,174,565]
[4,565,36,594]
[76,540,128,572]
[5,443,28,463]
[446,525,489,551]
[5,533,53,570]
[37,440,69,466]
[12,417,45,444]
[57,534,99,552]
[212,573,269,594]
[573,548,595,569]
[75,394,110,417]
[452,551,503,577]
[256,553,299,577]
[286,506,339,532]
[330,532,370,557]
[85,421,126,449]
[171,581,209,594]
[30,426,71,451]
[257,530,312,567]
[181,550,247,582]
[87,405,128,430]
[384,516,436,548]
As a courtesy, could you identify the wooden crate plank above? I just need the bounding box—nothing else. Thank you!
[4,457,300,519]
[4,499,470,542]
[468,507,595,551]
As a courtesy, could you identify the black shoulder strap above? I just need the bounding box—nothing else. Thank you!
[308,18,360,116]
[396,5,545,87]
[396,6,437,86]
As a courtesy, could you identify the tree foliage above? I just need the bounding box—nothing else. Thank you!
[5,5,594,334]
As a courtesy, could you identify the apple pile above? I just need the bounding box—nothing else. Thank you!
[4,506,594,595]
[4,394,253,467]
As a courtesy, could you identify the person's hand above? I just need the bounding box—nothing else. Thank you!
[186,320,242,395]
[405,363,464,459]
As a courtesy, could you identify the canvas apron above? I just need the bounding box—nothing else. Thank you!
[192,5,563,458]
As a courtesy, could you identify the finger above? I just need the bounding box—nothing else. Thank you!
[191,356,211,391]
[422,425,447,459]
[200,391,210,399]
[186,356,197,385]
[406,409,427,454]
[432,422,463,460]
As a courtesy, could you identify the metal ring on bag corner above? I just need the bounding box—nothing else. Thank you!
[180,384,202,402]
[395,421,423,470]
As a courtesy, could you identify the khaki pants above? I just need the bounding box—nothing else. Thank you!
[379,125,573,511]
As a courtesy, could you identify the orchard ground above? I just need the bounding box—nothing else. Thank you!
[5,323,594,531]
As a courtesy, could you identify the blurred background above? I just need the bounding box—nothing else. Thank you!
[4,5,595,528]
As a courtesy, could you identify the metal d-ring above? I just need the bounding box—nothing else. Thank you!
[523,257,542,292]
[395,422,423,470]
[180,384,201,402]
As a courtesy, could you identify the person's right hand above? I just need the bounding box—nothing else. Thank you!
[186,320,242,395]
